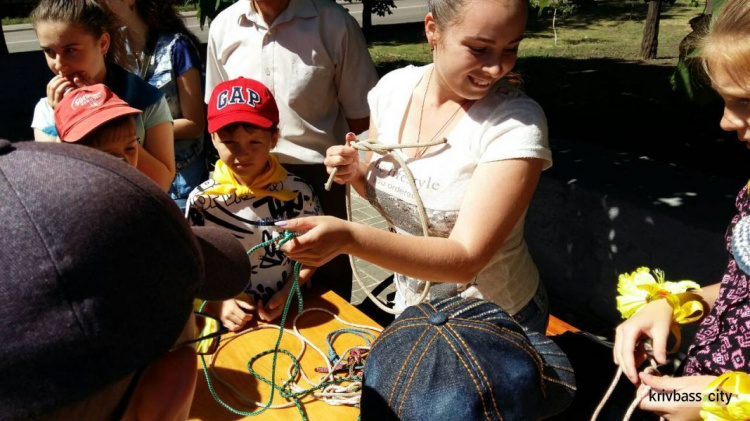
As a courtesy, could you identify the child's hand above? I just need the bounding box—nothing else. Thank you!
[258,280,295,322]
[46,74,75,109]
[324,132,360,185]
[614,298,674,385]
[637,372,716,420]
[219,297,256,332]
[258,266,315,322]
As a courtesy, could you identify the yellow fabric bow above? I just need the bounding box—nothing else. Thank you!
[203,155,296,202]
[616,267,704,352]
[701,372,750,421]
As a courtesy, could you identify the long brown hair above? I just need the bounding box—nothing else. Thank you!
[134,0,202,53]
[31,0,127,69]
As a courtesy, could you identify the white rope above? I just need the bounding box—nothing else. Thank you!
[591,361,664,421]
[327,137,448,315]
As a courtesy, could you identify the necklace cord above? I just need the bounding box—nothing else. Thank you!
[415,68,468,159]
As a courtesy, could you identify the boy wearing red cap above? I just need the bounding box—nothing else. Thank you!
[187,77,321,330]
[54,84,142,167]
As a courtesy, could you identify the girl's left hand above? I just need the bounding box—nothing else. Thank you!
[46,74,74,109]
[637,372,717,420]
[277,216,353,267]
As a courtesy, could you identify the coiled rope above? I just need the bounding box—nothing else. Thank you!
[325,137,448,315]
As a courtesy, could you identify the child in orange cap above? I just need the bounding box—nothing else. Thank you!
[187,77,321,330]
[55,83,141,167]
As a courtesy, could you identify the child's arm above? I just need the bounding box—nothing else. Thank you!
[137,122,176,192]
[33,129,57,143]
[218,296,257,332]
[173,67,205,140]
[258,265,316,322]
[614,282,721,385]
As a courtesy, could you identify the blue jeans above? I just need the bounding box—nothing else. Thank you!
[513,281,550,334]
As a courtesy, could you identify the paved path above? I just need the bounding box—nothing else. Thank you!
[348,191,396,305]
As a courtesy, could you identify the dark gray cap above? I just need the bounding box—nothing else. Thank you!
[0,140,250,418]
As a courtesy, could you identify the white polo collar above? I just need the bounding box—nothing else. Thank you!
[240,0,317,29]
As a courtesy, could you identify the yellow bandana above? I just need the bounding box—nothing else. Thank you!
[203,155,296,202]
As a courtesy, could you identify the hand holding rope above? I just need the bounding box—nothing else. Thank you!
[323,137,448,315]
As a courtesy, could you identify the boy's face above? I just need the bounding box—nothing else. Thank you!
[211,124,278,185]
[85,117,139,167]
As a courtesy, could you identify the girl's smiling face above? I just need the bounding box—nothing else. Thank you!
[712,66,750,146]
[426,0,527,102]
[36,20,109,84]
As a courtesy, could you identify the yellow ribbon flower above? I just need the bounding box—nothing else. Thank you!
[616,267,701,319]
[701,372,750,421]
[616,267,704,352]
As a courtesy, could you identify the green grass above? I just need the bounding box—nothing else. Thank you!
[521,1,701,65]
[2,17,28,26]
[366,1,705,69]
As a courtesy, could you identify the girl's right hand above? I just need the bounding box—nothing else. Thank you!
[324,132,360,185]
[613,298,674,385]
[46,74,74,109]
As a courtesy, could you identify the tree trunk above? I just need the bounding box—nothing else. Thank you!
[0,25,8,57]
[362,0,373,33]
[640,0,662,59]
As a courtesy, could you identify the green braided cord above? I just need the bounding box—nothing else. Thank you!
[200,231,364,419]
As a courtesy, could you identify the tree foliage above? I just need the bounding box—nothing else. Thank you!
[530,0,584,15]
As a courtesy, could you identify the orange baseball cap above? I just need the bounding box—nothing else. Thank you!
[54,84,142,143]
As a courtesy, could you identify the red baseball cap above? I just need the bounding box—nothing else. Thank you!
[207,77,279,133]
[55,84,142,143]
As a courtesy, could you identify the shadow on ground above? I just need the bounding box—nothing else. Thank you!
[518,56,747,181]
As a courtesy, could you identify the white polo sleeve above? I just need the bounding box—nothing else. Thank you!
[334,14,379,120]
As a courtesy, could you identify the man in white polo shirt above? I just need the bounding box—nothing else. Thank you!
[205,0,379,301]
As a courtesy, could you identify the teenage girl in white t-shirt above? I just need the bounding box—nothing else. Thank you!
[279,0,553,333]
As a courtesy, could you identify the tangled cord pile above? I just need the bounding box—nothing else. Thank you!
[200,232,382,420]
